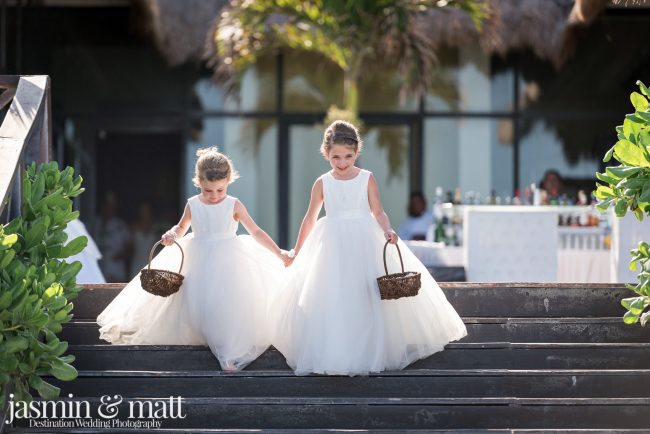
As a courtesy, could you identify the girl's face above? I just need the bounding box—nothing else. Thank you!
[199,178,229,204]
[327,144,359,177]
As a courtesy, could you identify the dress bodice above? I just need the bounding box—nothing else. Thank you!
[322,169,372,219]
[187,195,238,239]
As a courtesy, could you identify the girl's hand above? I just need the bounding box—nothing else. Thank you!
[279,250,294,267]
[385,230,398,244]
[161,231,176,246]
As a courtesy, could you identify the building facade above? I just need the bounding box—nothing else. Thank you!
[1,1,648,250]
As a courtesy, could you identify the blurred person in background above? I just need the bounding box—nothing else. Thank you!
[398,191,432,241]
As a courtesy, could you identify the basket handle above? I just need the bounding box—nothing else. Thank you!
[147,240,184,274]
[382,240,405,276]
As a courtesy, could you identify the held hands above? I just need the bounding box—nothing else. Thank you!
[279,249,295,267]
[384,230,398,245]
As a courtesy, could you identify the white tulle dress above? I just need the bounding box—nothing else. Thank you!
[97,195,284,370]
[271,169,467,375]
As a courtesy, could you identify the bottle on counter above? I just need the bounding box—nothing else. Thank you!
[488,189,497,205]
[524,186,531,205]
[532,183,542,206]
[454,187,462,205]
[431,186,444,242]
[434,218,446,244]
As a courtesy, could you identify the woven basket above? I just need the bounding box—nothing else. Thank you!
[376,240,421,300]
[140,240,185,297]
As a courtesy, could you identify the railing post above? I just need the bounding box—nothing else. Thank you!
[7,161,22,222]
[0,75,51,222]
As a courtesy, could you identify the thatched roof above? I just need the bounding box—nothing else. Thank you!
[135,0,227,66]
[137,0,609,70]
[419,0,608,68]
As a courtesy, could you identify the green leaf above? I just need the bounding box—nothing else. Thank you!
[639,182,650,203]
[614,140,649,167]
[615,199,629,217]
[61,236,87,258]
[603,145,615,163]
[637,111,650,123]
[623,310,640,324]
[49,359,77,381]
[0,291,12,309]
[623,178,648,189]
[30,175,45,203]
[28,375,60,400]
[59,261,82,284]
[595,171,617,185]
[4,336,29,353]
[594,185,615,199]
[53,309,69,322]
[0,249,15,269]
[630,297,648,315]
[44,283,63,299]
[606,166,641,179]
[0,354,18,371]
[47,321,63,334]
[49,341,68,357]
[595,199,614,212]
[638,80,650,98]
[631,92,649,111]
[622,297,637,310]
[24,224,46,250]
[58,354,75,364]
[1,233,18,247]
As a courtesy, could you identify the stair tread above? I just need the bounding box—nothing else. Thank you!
[19,396,650,405]
[67,342,650,350]
[9,429,650,433]
[60,368,650,377]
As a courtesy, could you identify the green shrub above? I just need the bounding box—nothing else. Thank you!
[594,80,650,325]
[1,162,86,404]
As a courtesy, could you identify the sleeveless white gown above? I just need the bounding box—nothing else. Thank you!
[97,195,284,370]
[271,170,467,375]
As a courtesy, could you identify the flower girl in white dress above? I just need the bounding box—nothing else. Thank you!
[98,147,290,371]
[272,120,467,376]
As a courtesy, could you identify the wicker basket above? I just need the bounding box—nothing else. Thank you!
[140,240,185,297]
[377,240,421,300]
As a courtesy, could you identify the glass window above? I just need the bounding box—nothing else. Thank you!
[194,55,277,112]
[288,124,329,242]
[519,117,602,203]
[424,118,514,204]
[185,117,278,239]
[359,125,410,229]
[424,47,514,113]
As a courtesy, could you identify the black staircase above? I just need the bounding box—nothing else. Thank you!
[7,283,650,432]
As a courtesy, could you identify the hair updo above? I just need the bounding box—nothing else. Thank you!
[320,120,363,158]
[192,146,239,187]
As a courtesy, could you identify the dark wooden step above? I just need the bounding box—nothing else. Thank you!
[69,343,650,371]
[60,317,650,345]
[9,397,650,430]
[8,428,650,434]
[46,369,650,399]
[74,284,631,319]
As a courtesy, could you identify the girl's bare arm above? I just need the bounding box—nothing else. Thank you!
[368,174,398,243]
[161,204,191,245]
[294,178,324,254]
[234,200,286,261]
